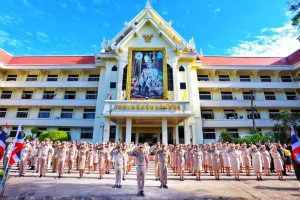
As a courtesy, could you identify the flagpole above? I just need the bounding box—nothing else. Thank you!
[0,124,22,197]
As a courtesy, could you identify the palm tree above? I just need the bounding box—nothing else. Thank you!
[290,1,300,27]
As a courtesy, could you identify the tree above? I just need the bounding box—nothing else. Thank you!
[38,130,70,142]
[271,111,300,143]
[290,0,300,27]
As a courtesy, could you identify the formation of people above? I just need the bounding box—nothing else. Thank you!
[2,139,295,197]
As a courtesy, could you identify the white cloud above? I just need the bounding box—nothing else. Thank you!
[214,8,221,13]
[0,30,23,47]
[36,31,49,43]
[227,23,300,57]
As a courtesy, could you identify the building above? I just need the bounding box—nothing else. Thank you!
[0,2,299,144]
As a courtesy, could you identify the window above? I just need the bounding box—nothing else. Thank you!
[286,92,297,100]
[281,76,292,82]
[227,128,239,138]
[16,108,29,118]
[180,82,186,89]
[60,109,73,119]
[201,110,214,119]
[260,76,271,82]
[58,127,71,134]
[83,109,95,119]
[246,109,261,119]
[38,108,51,118]
[240,75,251,82]
[1,91,12,99]
[6,75,17,81]
[47,75,58,81]
[221,92,233,100]
[167,65,173,91]
[291,109,300,117]
[243,92,254,100]
[64,91,76,99]
[22,91,33,99]
[112,65,118,71]
[197,75,209,81]
[88,74,99,81]
[109,126,116,142]
[10,126,24,137]
[122,66,127,91]
[264,92,276,100]
[86,91,97,99]
[81,128,93,139]
[110,82,116,89]
[203,128,216,139]
[43,91,55,99]
[199,91,211,100]
[219,75,230,81]
[26,75,38,81]
[67,74,79,81]
[269,109,280,119]
[179,66,185,71]
[224,110,237,119]
[0,108,7,118]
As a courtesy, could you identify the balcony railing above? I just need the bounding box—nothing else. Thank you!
[4,118,94,127]
[0,81,98,88]
[200,100,300,108]
[198,81,298,89]
[0,99,97,107]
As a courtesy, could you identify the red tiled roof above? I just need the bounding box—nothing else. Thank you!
[8,56,95,65]
[200,56,289,66]
[0,49,12,64]
[286,49,300,65]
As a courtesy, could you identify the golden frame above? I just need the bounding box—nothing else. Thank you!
[126,47,168,100]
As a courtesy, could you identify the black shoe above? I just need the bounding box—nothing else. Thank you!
[39,175,42,178]
[159,185,162,188]
[140,190,145,197]
[118,185,122,188]
[113,184,118,188]
[163,185,168,189]
[122,177,125,181]
[137,191,141,197]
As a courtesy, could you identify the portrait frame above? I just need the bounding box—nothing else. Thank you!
[126,47,168,100]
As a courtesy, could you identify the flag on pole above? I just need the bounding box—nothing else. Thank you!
[291,125,300,164]
[9,125,24,165]
[0,123,8,160]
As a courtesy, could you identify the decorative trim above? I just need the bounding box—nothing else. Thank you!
[143,34,153,43]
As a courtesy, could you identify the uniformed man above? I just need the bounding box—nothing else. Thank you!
[3,138,14,168]
[131,144,149,197]
[57,141,69,178]
[150,142,160,180]
[19,142,31,176]
[38,138,53,178]
[67,142,77,174]
[156,144,170,189]
[52,141,60,173]
[111,145,124,188]
[98,143,107,179]
[29,140,38,171]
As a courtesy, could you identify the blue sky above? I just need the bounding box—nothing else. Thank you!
[0,0,299,56]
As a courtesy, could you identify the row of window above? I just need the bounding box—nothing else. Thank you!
[8,126,93,139]
[0,108,95,119]
[198,75,294,82]
[201,109,300,120]
[0,90,98,100]
[203,128,241,139]
[199,91,298,100]
[4,74,100,82]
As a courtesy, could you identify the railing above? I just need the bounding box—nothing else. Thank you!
[0,81,99,88]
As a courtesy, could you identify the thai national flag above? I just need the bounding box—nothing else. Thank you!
[291,125,300,164]
[9,125,24,165]
[0,123,8,160]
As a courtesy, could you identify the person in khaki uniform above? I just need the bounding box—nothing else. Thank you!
[156,144,170,189]
[67,142,77,174]
[29,140,38,171]
[38,138,53,178]
[52,141,60,173]
[57,141,69,178]
[98,143,107,179]
[93,144,99,171]
[87,144,94,174]
[19,142,31,176]
[131,144,149,197]
[150,142,160,180]
[78,143,88,178]
[111,145,125,188]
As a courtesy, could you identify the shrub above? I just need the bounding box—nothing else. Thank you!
[24,134,33,140]
[220,131,274,144]
[38,130,70,142]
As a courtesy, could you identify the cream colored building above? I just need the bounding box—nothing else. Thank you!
[0,3,299,144]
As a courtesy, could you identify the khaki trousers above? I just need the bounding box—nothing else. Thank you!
[136,166,146,192]
[39,157,48,176]
[159,164,168,186]
[115,167,123,185]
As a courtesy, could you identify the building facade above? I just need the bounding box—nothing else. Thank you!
[0,3,300,144]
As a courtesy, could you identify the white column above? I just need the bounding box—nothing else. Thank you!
[103,118,110,142]
[175,126,179,144]
[191,125,196,144]
[117,64,125,100]
[115,125,120,143]
[125,118,132,144]
[157,133,160,143]
[135,132,139,144]
[119,127,123,142]
[184,119,190,144]
[172,59,179,101]
[172,128,176,144]
[162,118,168,145]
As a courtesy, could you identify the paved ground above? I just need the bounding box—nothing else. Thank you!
[2,162,300,200]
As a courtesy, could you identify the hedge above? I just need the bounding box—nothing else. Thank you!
[220,132,275,144]
[38,130,70,142]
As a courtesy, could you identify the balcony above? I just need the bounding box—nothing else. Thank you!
[198,81,299,89]
[0,81,98,88]
[0,99,97,107]
[200,100,300,108]
[4,118,94,127]
[202,119,275,128]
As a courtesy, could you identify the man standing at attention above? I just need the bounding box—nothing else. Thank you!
[131,144,149,197]
[111,145,125,188]
[156,144,170,189]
